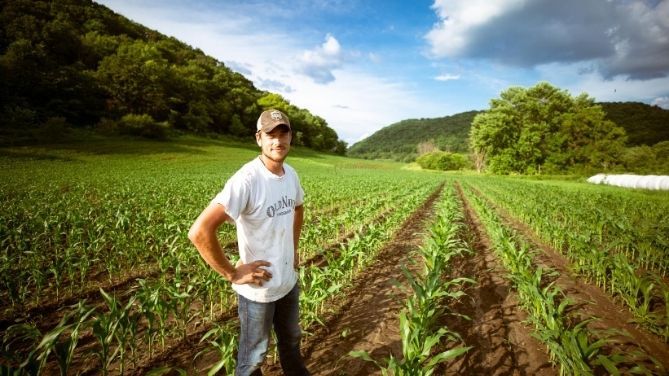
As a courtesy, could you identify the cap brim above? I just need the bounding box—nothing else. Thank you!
[261,123,291,133]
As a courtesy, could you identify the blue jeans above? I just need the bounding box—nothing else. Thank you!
[235,283,310,376]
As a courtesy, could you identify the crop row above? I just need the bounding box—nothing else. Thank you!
[462,176,669,340]
[352,183,474,374]
[461,182,664,375]
[1,170,442,374]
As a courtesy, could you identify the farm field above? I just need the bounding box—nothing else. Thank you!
[1,136,669,375]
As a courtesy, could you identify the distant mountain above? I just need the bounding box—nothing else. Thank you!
[348,103,668,162]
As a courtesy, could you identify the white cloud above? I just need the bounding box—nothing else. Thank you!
[285,69,429,144]
[296,34,344,84]
[368,52,381,64]
[652,96,669,109]
[426,0,526,57]
[434,74,461,81]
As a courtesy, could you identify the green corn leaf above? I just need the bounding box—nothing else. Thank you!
[595,355,621,376]
[427,346,472,367]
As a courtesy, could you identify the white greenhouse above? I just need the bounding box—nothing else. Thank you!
[587,174,669,190]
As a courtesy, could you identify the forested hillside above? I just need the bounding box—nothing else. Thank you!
[349,102,668,162]
[601,102,669,146]
[347,111,479,162]
[0,0,347,153]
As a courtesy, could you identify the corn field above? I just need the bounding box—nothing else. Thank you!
[1,139,669,375]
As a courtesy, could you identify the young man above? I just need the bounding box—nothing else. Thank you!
[188,109,309,375]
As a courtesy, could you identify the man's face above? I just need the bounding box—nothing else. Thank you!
[256,125,292,163]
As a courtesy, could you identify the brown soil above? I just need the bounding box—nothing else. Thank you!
[439,185,555,375]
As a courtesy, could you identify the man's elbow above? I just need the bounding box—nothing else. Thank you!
[188,224,202,245]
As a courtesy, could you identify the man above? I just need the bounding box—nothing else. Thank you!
[188,109,309,375]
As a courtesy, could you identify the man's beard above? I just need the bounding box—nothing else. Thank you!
[262,150,286,163]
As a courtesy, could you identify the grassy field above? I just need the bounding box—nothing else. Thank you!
[2,136,669,375]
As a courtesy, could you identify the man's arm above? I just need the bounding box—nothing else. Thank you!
[188,203,272,285]
[293,204,304,268]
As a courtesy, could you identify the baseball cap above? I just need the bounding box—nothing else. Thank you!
[257,109,291,133]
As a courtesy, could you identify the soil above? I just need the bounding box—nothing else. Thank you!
[439,185,555,375]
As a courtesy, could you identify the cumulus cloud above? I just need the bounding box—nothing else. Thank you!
[285,69,434,144]
[652,96,669,109]
[296,34,344,84]
[426,0,669,80]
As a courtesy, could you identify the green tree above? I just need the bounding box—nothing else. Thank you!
[118,113,168,139]
[229,114,248,137]
[653,141,669,174]
[470,82,627,174]
[621,145,656,174]
[96,40,172,119]
[416,151,469,171]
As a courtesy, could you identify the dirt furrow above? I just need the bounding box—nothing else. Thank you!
[263,185,443,375]
[442,184,555,375]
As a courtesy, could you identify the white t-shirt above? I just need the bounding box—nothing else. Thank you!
[212,157,304,302]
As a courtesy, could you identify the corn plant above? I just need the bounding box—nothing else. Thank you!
[48,301,97,376]
[93,288,139,375]
[0,301,95,376]
[1,323,41,375]
[352,184,473,374]
[195,322,238,376]
[135,278,160,358]
[351,311,470,376]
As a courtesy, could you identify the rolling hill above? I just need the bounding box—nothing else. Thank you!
[347,111,479,162]
[0,0,346,153]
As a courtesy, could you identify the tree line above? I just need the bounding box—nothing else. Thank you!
[0,0,347,153]
[349,82,668,175]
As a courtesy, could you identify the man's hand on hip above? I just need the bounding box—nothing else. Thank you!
[232,260,272,286]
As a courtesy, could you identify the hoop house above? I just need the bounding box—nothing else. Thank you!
[587,174,669,190]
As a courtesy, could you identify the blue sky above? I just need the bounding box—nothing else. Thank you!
[97,0,669,145]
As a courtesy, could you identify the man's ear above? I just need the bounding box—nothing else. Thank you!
[255,132,262,147]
